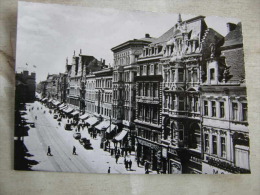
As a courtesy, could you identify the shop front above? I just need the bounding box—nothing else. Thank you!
[167,147,182,174]
[136,138,161,171]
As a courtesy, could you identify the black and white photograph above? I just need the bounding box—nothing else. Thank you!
[14,1,250,174]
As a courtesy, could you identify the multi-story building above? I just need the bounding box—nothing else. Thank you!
[201,22,250,174]
[57,72,68,103]
[111,34,155,150]
[15,70,36,104]
[159,15,224,174]
[45,74,59,99]
[67,50,105,112]
[135,37,163,171]
[135,15,224,173]
[84,74,96,114]
[93,68,113,120]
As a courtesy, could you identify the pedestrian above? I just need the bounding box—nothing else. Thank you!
[137,158,140,167]
[125,160,128,170]
[129,159,132,170]
[35,116,37,120]
[157,168,160,174]
[47,146,52,156]
[144,161,147,172]
[115,154,119,164]
[121,149,124,157]
[124,157,126,166]
[108,167,111,174]
[73,146,76,155]
[117,149,120,156]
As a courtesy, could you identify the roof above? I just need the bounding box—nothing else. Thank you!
[111,38,154,52]
[221,22,243,49]
[151,15,206,45]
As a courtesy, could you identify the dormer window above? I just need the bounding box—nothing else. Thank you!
[210,68,215,80]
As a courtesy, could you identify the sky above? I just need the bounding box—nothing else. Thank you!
[16,1,240,83]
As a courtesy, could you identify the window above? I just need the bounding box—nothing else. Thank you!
[205,134,209,153]
[194,97,199,112]
[242,103,248,121]
[211,101,216,117]
[220,102,225,118]
[178,123,184,141]
[179,96,185,111]
[187,70,192,82]
[204,101,208,116]
[212,135,217,155]
[221,137,226,157]
[171,95,176,110]
[232,102,238,120]
[210,68,215,80]
[193,70,198,82]
[179,69,184,82]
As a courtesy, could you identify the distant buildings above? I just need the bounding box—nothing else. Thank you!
[16,70,36,104]
[37,15,250,174]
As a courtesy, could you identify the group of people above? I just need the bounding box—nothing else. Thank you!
[124,158,133,170]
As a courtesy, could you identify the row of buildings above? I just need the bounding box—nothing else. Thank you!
[37,14,250,174]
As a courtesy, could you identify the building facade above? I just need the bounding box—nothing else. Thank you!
[201,22,250,174]
[67,50,105,111]
[93,68,113,120]
[111,35,155,150]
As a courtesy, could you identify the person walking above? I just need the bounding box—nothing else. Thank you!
[115,154,119,164]
[137,158,140,167]
[125,160,128,170]
[129,159,132,170]
[72,146,77,155]
[47,146,52,156]
[108,167,111,174]
[35,116,37,120]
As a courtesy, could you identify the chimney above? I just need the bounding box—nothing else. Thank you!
[227,23,237,33]
[145,33,150,38]
[103,59,105,66]
[178,13,182,23]
[74,50,75,56]
[80,49,82,55]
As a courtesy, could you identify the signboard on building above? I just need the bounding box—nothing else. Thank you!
[170,159,182,174]
[138,138,160,151]
[162,147,167,158]
[202,162,231,174]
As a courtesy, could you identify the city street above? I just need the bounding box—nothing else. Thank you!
[23,101,155,174]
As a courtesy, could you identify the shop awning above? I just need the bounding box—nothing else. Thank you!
[60,105,67,110]
[48,99,53,103]
[42,98,47,101]
[71,110,80,116]
[53,101,61,106]
[114,130,128,141]
[85,117,98,126]
[58,103,65,108]
[106,124,116,133]
[63,107,74,114]
[79,113,89,120]
[95,121,110,131]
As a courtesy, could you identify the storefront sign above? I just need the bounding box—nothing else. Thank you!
[162,148,167,158]
[202,162,231,174]
[170,159,182,174]
[168,147,178,156]
[138,139,160,151]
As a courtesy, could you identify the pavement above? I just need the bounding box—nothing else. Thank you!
[22,101,156,174]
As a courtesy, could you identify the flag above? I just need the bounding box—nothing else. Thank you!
[33,65,37,68]
[26,63,28,66]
